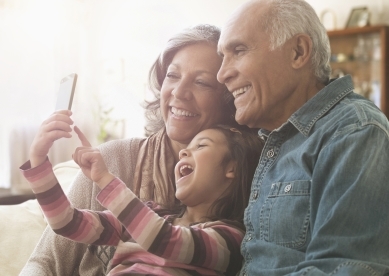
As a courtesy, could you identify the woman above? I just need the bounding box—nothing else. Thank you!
[20,24,241,275]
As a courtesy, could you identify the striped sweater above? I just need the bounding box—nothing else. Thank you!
[21,160,244,276]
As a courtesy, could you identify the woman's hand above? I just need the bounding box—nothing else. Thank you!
[29,110,73,168]
[73,126,115,189]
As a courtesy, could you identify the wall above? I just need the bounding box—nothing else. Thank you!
[1,0,388,189]
[0,0,247,189]
[307,0,389,30]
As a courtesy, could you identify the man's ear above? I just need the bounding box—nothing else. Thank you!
[225,161,236,179]
[291,34,312,69]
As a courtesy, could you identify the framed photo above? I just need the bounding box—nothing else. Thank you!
[320,9,337,31]
[345,7,370,28]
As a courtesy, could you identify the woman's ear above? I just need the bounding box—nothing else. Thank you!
[291,33,312,69]
[225,161,236,179]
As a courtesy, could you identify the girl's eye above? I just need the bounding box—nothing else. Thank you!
[197,144,206,149]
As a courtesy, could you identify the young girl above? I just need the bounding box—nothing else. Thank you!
[21,123,263,275]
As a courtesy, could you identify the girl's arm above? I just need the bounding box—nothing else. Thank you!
[98,178,244,274]
[72,127,243,273]
[21,158,243,273]
[20,159,123,246]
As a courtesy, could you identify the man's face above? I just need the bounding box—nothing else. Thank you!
[217,5,297,130]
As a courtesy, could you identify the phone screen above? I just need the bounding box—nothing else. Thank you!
[55,73,77,110]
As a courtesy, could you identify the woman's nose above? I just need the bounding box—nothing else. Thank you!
[172,81,193,101]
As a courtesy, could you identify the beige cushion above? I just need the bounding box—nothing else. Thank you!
[0,160,79,276]
[53,159,80,193]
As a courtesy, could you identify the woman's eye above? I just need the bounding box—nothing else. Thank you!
[196,80,211,87]
[166,72,179,79]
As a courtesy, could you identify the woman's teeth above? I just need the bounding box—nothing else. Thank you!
[171,107,197,117]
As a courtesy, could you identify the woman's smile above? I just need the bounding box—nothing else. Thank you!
[170,106,198,118]
[160,42,225,144]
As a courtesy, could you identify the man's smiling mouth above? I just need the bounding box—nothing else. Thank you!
[232,85,251,98]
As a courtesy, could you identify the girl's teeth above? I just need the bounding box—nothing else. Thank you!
[179,164,194,176]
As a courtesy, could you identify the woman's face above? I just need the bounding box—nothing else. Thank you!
[160,42,225,145]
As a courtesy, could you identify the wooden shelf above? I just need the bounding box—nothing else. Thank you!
[328,25,389,117]
[328,25,388,36]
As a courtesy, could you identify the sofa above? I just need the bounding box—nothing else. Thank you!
[0,160,80,276]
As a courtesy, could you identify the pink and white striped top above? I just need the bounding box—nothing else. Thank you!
[21,160,244,275]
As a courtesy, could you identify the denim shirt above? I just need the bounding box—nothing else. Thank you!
[240,75,389,276]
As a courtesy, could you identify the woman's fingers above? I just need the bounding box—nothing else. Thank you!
[74,125,92,147]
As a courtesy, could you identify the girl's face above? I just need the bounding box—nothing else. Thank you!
[174,129,236,208]
[160,43,226,146]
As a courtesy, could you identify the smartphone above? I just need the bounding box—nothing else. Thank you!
[55,73,78,110]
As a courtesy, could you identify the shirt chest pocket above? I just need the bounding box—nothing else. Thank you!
[259,180,311,250]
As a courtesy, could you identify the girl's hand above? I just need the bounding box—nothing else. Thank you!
[29,110,73,168]
[73,126,115,189]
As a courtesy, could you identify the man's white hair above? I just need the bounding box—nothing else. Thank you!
[260,0,331,83]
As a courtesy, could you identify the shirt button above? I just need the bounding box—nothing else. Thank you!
[284,184,292,193]
[252,191,258,200]
[247,234,252,241]
[267,149,274,158]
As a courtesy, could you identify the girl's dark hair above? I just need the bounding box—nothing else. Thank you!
[206,125,263,223]
[143,24,238,136]
[160,124,263,225]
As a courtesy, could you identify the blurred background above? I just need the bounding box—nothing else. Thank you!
[1,0,388,191]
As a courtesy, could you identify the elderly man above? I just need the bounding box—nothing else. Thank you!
[217,0,389,275]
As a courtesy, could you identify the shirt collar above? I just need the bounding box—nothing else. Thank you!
[258,75,354,137]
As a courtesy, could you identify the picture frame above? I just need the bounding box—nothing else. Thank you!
[345,7,370,28]
[320,9,337,31]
